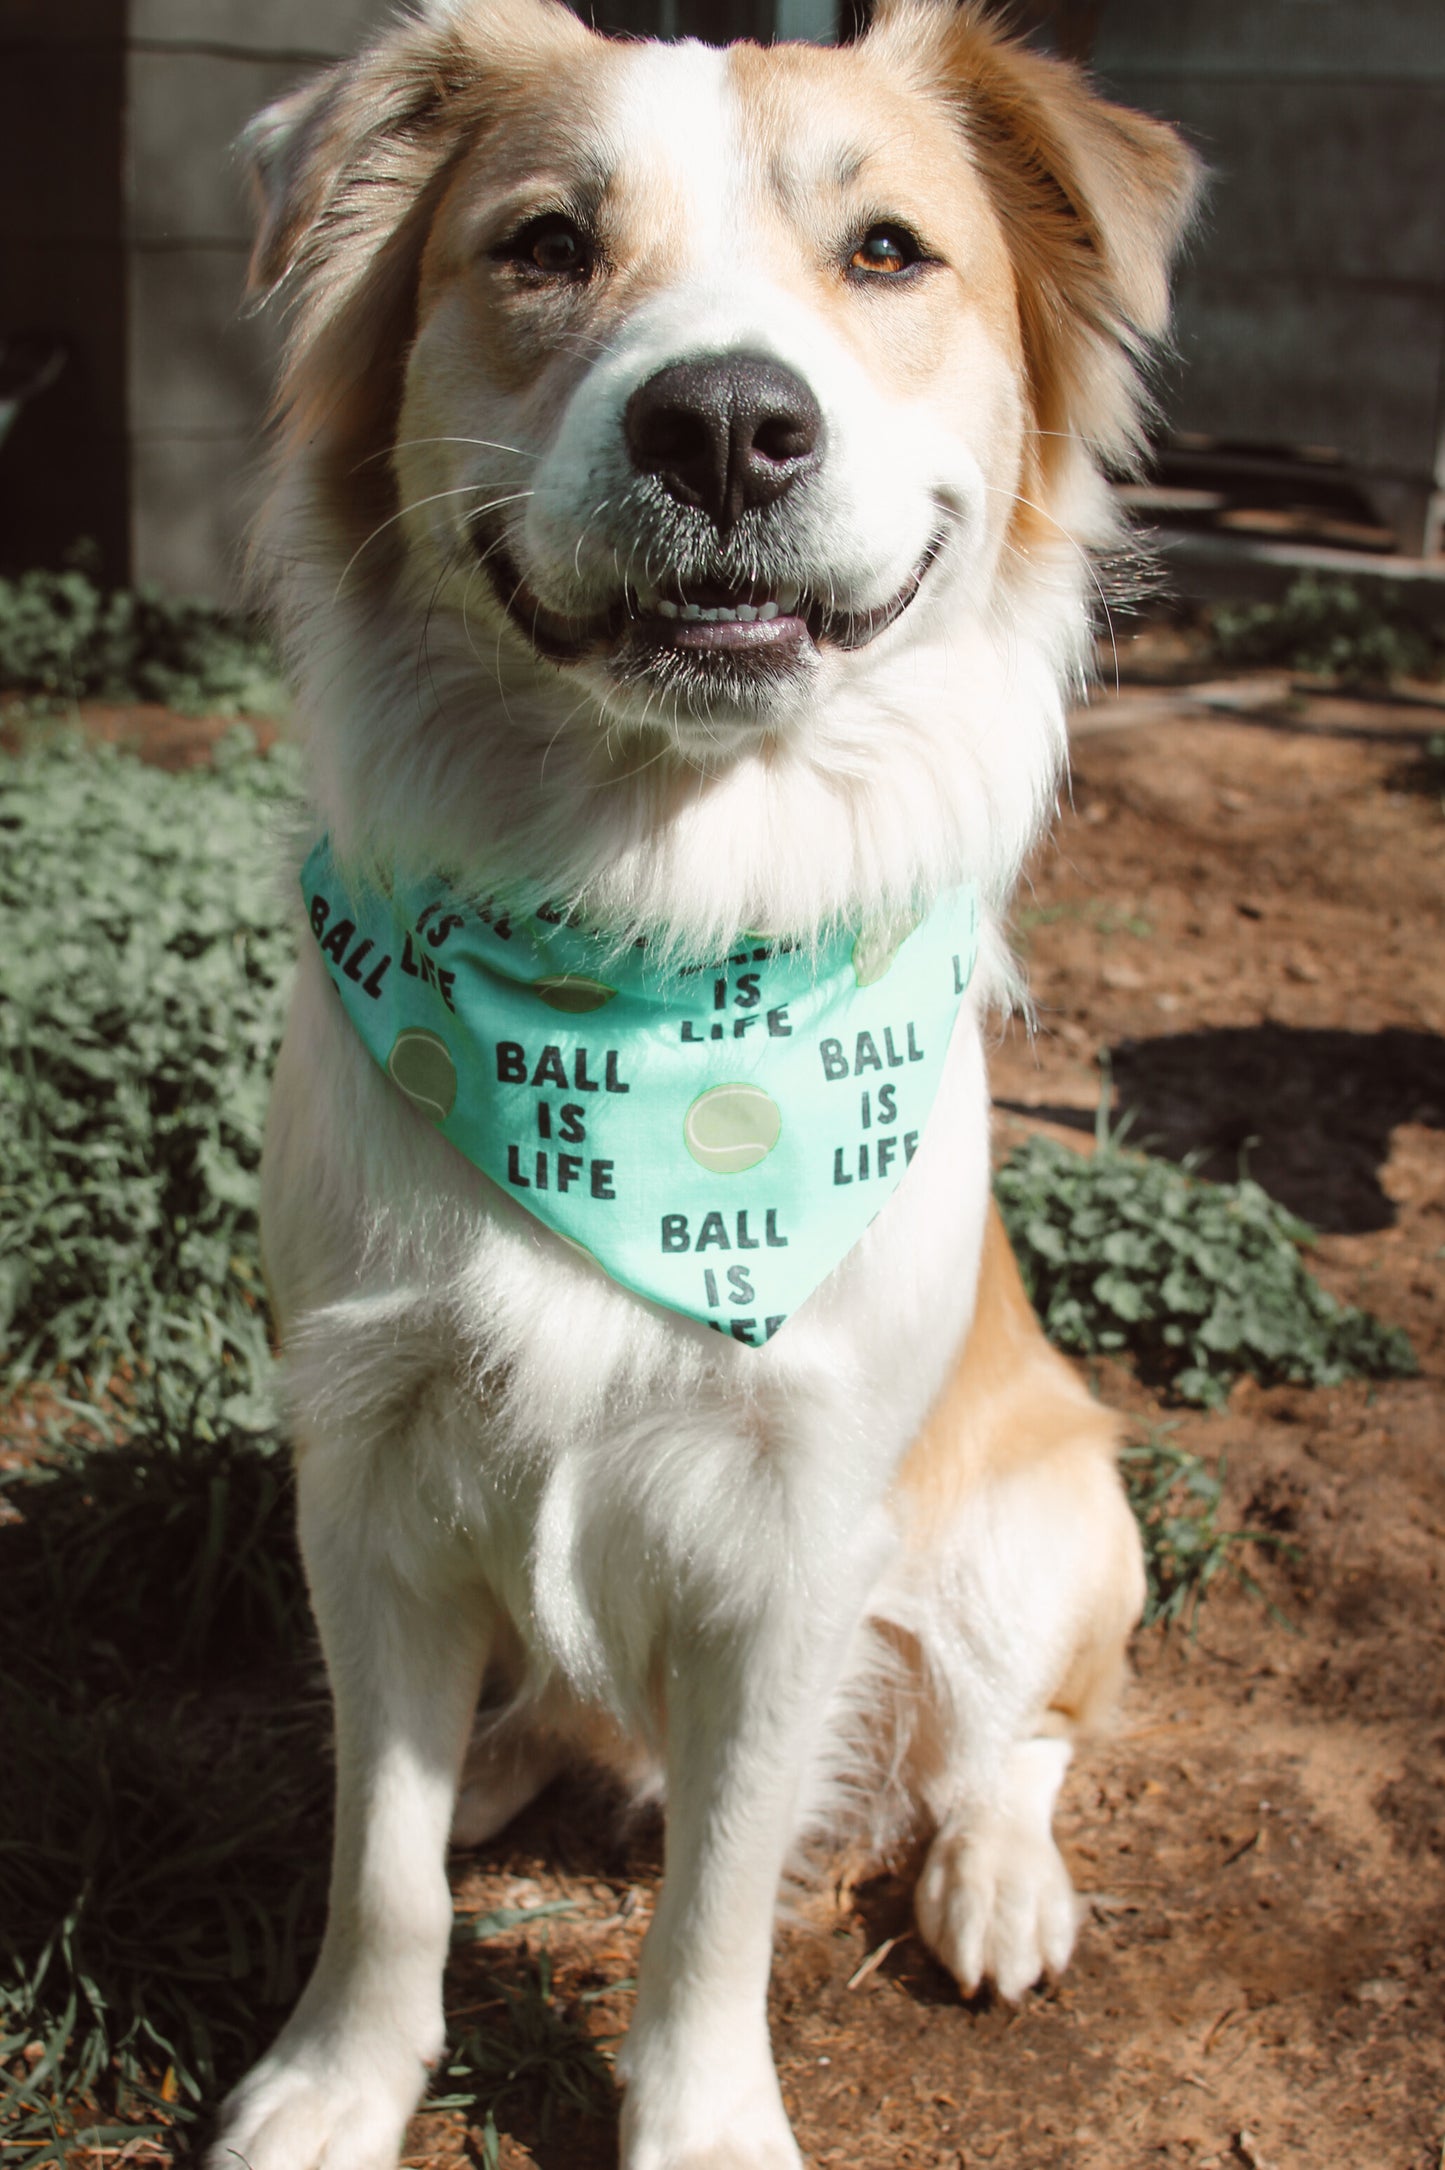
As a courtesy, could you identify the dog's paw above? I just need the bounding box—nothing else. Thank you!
[619,2037,803,2170]
[915,1736,1082,2003]
[622,2113,804,2170]
[208,2040,426,2170]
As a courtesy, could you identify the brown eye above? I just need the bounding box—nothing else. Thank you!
[502,213,593,279]
[849,223,924,277]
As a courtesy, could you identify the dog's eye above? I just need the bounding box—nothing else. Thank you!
[849,224,924,277]
[502,214,593,279]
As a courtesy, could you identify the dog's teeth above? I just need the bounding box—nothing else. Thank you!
[648,596,788,628]
[775,587,801,615]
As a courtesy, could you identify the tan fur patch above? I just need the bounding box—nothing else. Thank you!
[896,1202,1122,1520]
[895,1201,1140,1730]
[865,1,1201,552]
[726,39,1024,394]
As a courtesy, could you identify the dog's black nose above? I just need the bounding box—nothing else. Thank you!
[624,353,822,534]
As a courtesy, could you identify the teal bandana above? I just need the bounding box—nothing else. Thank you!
[302,838,978,1344]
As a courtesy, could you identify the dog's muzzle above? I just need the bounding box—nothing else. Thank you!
[474,348,938,681]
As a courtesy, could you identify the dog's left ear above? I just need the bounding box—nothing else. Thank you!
[869,0,1202,461]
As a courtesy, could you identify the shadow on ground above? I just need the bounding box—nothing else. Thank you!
[0,1430,327,2142]
[1107,1025,1445,1232]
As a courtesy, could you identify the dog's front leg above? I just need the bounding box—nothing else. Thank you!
[619,1585,861,2170]
[210,1453,490,2170]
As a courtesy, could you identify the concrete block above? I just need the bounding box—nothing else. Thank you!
[129,429,263,599]
[127,242,274,436]
[590,0,776,29]
[129,0,390,58]
[1094,0,1445,84]
[128,48,325,244]
[1116,79,1445,286]
[1170,276,1445,478]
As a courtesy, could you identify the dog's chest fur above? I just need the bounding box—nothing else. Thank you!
[266,931,992,1710]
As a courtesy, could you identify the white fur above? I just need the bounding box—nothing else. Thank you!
[211,12,1184,2167]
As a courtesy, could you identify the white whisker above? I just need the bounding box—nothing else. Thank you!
[357,434,539,470]
[334,486,533,600]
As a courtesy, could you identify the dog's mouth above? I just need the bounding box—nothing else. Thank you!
[476,531,941,672]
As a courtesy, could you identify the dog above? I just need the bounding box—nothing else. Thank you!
[213,6,1198,2165]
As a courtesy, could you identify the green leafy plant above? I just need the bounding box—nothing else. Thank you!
[1120,1429,1286,1633]
[995,1127,1415,1408]
[434,1938,615,2140]
[1207,574,1441,686]
[0,562,286,716]
[0,731,311,2147]
[0,734,620,2150]
[0,1684,330,2154]
[1,729,298,1395]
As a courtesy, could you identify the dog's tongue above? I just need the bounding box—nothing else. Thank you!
[656,613,809,655]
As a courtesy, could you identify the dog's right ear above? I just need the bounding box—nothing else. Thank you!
[239,0,590,309]
[239,42,478,311]
[241,68,354,303]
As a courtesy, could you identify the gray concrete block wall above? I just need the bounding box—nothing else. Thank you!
[1094,0,1445,550]
[6,0,1439,592]
[124,2,389,592]
[130,0,389,53]
[0,0,388,590]
[1171,284,1445,480]
[1093,0,1445,83]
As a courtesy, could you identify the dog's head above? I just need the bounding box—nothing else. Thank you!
[247,0,1196,941]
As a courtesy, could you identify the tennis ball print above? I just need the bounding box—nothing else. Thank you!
[684,1082,782,1174]
[386,1027,457,1121]
[852,910,920,988]
[532,974,617,1014]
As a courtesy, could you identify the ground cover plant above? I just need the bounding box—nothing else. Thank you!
[1206,573,1443,686]
[0,730,315,2153]
[0,732,1417,2153]
[0,559,285,717]
[1118,1429,1285,1634]
[994,1121,1416,1408]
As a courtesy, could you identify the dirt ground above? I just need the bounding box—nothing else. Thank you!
[407,650,1445,2170]
[20,647,1445,2169]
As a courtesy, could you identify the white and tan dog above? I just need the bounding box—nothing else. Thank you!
[216,6,1198,2166]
